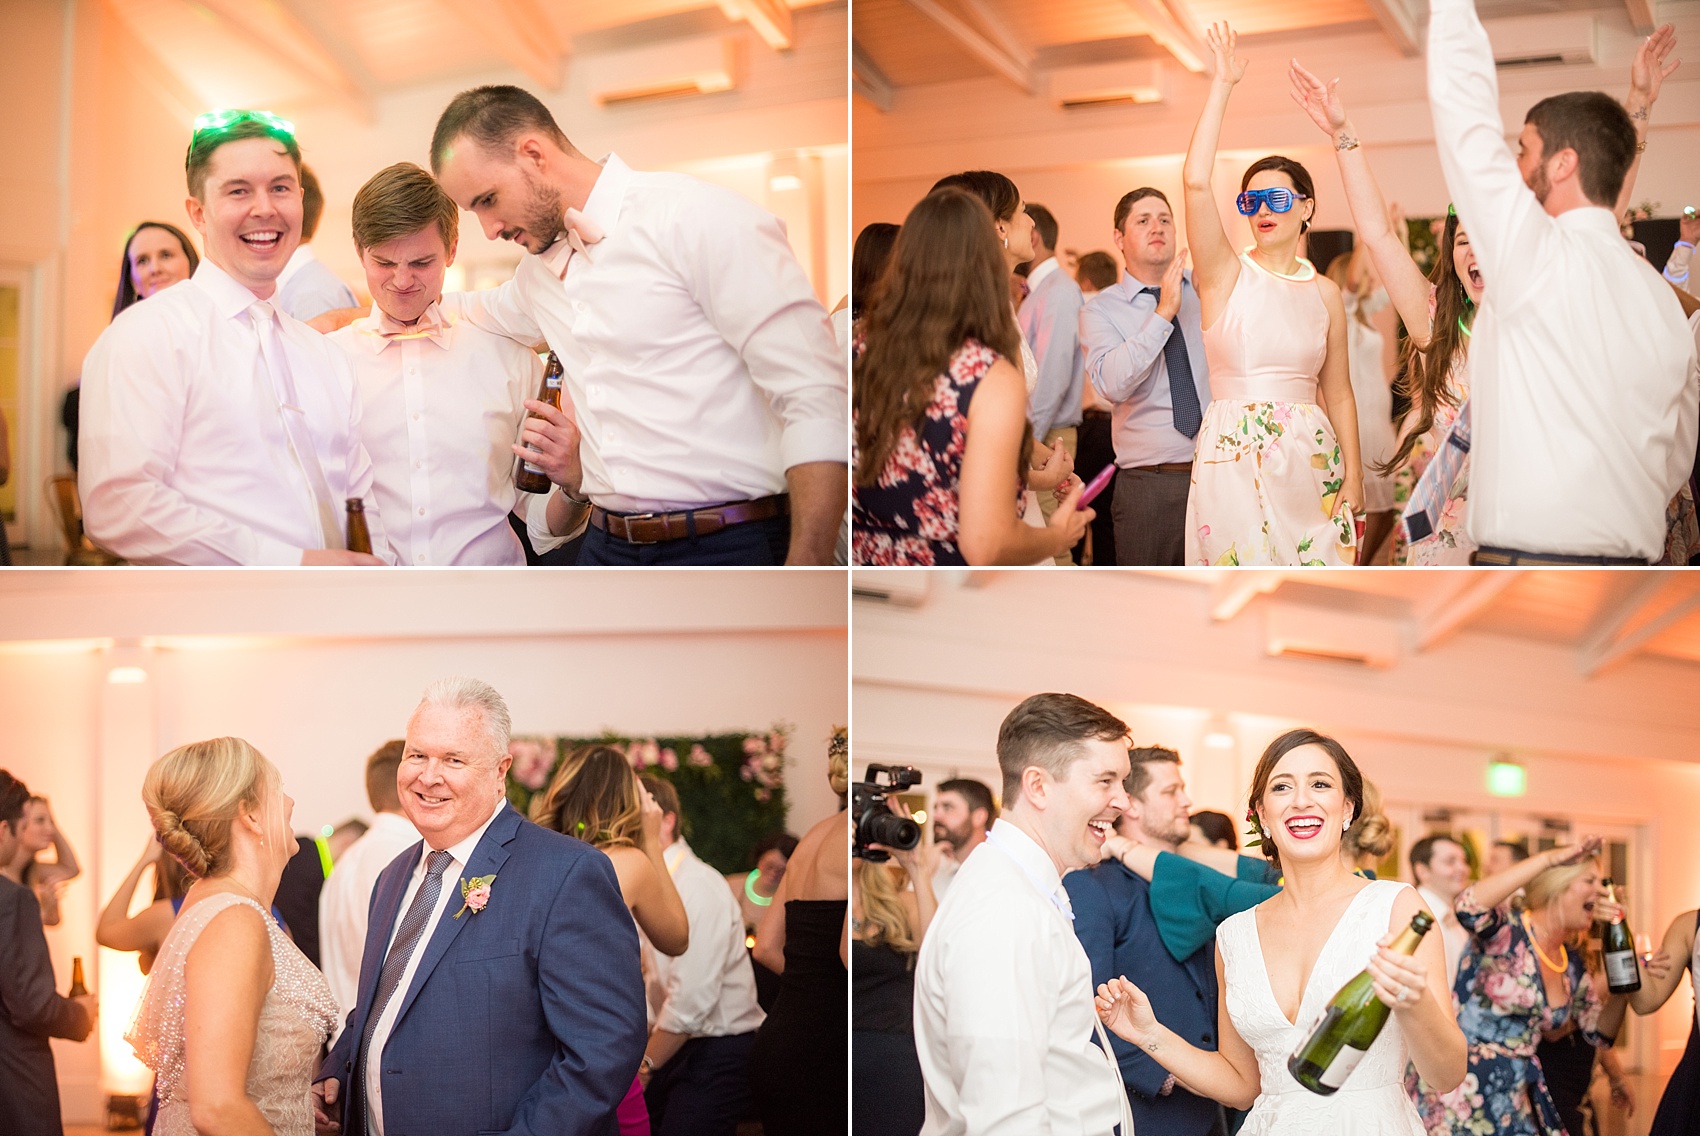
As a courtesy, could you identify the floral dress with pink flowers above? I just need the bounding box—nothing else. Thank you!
[852,336,1016,565]
[1415,886,1610,1136]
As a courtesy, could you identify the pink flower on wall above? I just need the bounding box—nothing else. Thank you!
[508,739,556,791]
[688,744,713,768]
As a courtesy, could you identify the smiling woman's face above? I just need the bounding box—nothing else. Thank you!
[1256,744,1350,867]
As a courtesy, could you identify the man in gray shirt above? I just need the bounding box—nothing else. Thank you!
[1080,188,1211,565]
[1018,203,1086,564]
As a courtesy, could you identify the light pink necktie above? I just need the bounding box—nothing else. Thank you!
[249,300,343,549]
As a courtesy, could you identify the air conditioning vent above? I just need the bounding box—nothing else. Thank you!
[584,36,740,108]
[1050,60,1165,110]
[851,570,931,608]
[1485,14,1597,69]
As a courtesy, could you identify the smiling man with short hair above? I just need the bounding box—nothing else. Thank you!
[914,693,1133,1135]
[79,111,389,565]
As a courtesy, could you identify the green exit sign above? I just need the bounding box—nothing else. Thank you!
[1487,761,1527,797]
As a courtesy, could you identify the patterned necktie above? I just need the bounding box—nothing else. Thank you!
[248,300,343,548]
[358,849,453,1128]
[1139,286,1202,438]
[1402,398,1472,544]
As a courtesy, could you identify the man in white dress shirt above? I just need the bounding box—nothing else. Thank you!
[914,693,1134,1136]
[429,85,848,565]
[1409,834,1471,989]
[276,166,359,323]
[1429,0,1699,563]
[928,778,996,904]
[1019,204,1088,565]
[638,776,765,1136]
[317,740,421,1032]
[79,111,389,565]
[328,162,581,565]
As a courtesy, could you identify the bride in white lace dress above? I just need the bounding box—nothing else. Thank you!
[1096,728,1465,1134]
[126,738,338,1136]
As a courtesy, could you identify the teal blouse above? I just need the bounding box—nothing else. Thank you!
[1147,852,1376,963]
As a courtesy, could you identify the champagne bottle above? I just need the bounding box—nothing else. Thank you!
[344,498,372,555]
[68,956,88,998]
[1600,878,1641,995]
[514,352,565,494]
[1288,910,1433,1095]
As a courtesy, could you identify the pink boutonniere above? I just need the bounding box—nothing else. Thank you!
[454,874,497,919]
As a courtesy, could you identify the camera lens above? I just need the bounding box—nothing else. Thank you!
[860,810,921,851]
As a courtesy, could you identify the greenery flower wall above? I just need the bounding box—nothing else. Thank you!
[506,728,791,874]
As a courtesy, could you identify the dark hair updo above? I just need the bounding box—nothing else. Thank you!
[1246,728,1364,871]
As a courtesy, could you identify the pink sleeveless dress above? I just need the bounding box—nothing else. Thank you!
[1186,253,1356,565]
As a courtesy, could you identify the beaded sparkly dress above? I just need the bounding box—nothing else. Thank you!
[127,892,339,1135]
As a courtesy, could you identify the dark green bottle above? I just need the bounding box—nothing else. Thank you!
[1600,879,1641,994]
[1288,909,1434,1095]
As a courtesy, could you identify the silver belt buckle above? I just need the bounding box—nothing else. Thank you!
[616,511,661,544]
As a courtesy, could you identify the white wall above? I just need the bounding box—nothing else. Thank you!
[853,5,1700,268]
[0,569,847,1123]
[852,570,1700,1082]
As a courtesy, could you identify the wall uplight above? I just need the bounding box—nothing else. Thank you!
[1203,732,1235,749]
[768,174,804,192]
[106,666,149,685]
[1486,759,1527,798]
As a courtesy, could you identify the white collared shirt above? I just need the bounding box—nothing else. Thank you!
[327,301,570,565]
[452,153,848,513]
[1415,885,1469,990]
[79,259,391,565]
[1429,0,1699,558]
[275,244,358,322]
[651,840,765,1040]
[365,799,506,1136]
[915,819,1125,1136]
[318,812,422,1034]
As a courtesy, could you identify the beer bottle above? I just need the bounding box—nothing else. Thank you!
[1288,910,1433,1095]
[345,498,373,555]
[1600,879,1641,994]
[68,956,88,998]
[514,352,565,494]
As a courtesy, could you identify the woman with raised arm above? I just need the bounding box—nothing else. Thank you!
[1095,730,1464,1133]
[1432,838,1634,1136]
[1180,23,1364,566]
[1289,26,1679,564]
[1632,904,1700,1135]
[2,796,83,926]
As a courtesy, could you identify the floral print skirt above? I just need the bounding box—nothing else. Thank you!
[1185,399,1356,565]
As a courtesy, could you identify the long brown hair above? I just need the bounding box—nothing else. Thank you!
[112,222,200,319]
[530,745,643,850]
[1382,210,1469,476]
[854,187,1024,485]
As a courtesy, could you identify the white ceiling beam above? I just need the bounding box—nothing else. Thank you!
[272,0,383,121]
[1124,0,1207,73]
[903,0,1034,93]
[1413,571,1524,650]
[1577,573,1695,676]
[1209,571,1284,621]
[1362,0,1421,57]
[853,41,895,112]
[180,0,374,120]
[718,0,794,51]
[435,0,568,90]
[1624,0,1657,36]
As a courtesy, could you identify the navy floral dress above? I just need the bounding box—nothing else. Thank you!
[852,337,1005,565]
[1417,886,1610,1136]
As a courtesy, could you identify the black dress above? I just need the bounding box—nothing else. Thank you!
[1649,910,1700,1136]
[1534,1028,1596,1135]
[852,940,925,1136]
[749,899,847,1135]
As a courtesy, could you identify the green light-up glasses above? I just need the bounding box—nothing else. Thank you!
[192,109,296,143]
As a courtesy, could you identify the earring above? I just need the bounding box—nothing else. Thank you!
[1343,818,1351,832]
[1002,236,1009,249]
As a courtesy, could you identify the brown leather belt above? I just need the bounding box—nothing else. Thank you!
[1129,462,1193,474]
[589,494,789,545]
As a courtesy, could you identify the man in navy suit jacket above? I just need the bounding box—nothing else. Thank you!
[1063,747,1227,1136]
[314,679,645,1136]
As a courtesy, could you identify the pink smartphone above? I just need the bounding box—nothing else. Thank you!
[1076,463,1117,509]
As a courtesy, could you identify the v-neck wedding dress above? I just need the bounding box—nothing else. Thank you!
[1216,878,1426,1135]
